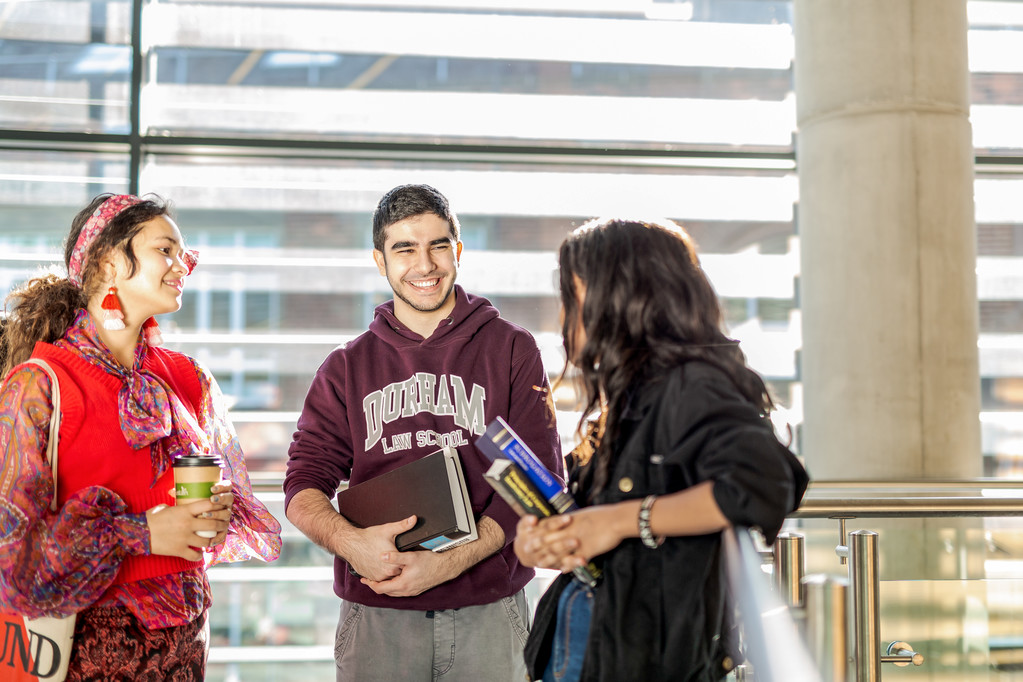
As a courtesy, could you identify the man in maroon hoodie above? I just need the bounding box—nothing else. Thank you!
[284,184,563,680]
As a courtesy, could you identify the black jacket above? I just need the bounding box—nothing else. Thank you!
[525,361,809,682]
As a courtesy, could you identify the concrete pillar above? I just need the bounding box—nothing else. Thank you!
[795,0,981,479]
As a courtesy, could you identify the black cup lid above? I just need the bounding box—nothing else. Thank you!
[173,455,223,467]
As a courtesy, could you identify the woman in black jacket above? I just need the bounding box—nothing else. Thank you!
[514,218,809,682]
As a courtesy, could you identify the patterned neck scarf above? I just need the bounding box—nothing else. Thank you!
[58,310,209,486]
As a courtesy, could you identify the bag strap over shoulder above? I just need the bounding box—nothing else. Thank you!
[24,358,62,513]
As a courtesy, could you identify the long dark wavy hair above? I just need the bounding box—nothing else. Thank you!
[558,218,774,497]
[0,194,169,376]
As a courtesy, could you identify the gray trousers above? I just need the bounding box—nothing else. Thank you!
[334,589,531,681]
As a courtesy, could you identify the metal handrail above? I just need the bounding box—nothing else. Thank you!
[252,478,1023,516]
[723,528,821,682]
[793,497,1023,518]
[251,478,1023,519]
[790,479,1023,518]
[807,479,1023,490]
[780,481,1003,679]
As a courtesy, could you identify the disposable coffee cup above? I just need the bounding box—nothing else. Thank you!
[172,455,223,539]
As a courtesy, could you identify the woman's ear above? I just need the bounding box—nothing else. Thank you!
[95,252,120,286]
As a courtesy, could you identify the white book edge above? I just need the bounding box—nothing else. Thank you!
[428,446,479,552]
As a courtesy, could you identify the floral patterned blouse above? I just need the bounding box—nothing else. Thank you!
[0,311,282,629]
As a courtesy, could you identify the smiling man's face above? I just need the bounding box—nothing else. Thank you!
[373,213,463,328]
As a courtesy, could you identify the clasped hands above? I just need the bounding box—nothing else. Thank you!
[346,515,461,598]
[514,505,625,574]
[147,480,234,561]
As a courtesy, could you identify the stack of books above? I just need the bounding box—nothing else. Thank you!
[476,417,602,587]
[335,446,478,552]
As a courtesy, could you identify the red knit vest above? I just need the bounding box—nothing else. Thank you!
[30,341,205,585]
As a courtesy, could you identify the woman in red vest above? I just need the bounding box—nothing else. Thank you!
[0,194,282,680]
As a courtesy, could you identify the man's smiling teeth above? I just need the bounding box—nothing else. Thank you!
[410,279,439,288]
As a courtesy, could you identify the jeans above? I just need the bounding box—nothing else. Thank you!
[542,578,594,682]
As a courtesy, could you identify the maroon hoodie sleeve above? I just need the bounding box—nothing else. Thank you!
[284,350,354,512]
[480,340,564,547]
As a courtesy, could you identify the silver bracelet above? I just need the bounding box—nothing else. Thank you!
[638,495,665,549]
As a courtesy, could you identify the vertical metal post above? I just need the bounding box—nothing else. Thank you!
[849,530,880,682]
[128,0,144,195]
[804,574,849,682]
[773,532,806,608]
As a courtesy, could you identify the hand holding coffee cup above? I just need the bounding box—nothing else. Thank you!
[145,501,229,560]
[173,455,226,540]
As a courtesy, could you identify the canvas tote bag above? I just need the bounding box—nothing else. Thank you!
[1,358,76,682]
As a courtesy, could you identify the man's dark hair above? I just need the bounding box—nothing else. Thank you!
[372,184,460,251]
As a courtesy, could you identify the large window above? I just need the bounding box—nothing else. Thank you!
[0,0,803,470]
[969,1,1023,474]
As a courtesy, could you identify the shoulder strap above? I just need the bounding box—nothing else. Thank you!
[24,358,61,512]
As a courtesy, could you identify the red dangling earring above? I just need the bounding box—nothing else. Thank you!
[142,317,163,346]
[101,286,125,330]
